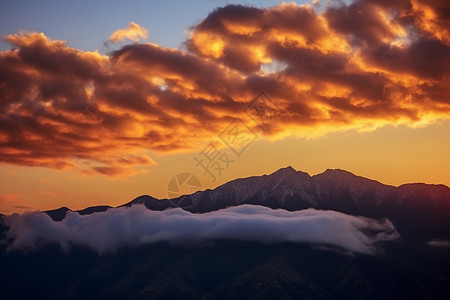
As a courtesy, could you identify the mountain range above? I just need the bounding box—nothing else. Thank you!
[47,166,450,241]
[1,167,449,299]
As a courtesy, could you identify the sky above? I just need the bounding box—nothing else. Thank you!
[0,0,449,214]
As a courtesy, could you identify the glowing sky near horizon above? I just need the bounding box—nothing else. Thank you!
[1,0,449,214]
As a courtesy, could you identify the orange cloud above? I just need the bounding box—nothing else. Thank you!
[108,21,148,43]
[0,193,20,203]
[0,1,449,177]
[409,0,450,46]
[0,193,29,214]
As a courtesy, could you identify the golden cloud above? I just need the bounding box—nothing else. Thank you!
[1,1,449,176]
[108,21,148,43]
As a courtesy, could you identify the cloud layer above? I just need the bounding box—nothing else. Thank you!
[4,205,399,255]
[1,0,449,175]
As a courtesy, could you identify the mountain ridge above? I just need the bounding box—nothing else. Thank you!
[128,166,449,212]
[39,166,450,242]
[43,166,450,221]
[127,167,449,242]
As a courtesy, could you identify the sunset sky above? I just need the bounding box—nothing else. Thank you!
[1,0,449,214]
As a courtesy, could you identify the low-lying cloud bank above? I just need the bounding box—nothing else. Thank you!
[427,239,450,247]
[3,205,399,255]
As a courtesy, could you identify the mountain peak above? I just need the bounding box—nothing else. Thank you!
[322,168,356,176]
[272,166,298,176]
[44,207,70,222]
[315,168,384,187]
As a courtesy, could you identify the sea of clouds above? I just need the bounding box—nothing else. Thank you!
[3,205,399,255]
